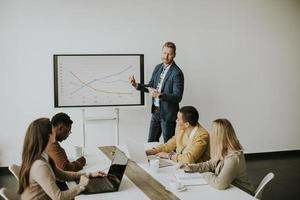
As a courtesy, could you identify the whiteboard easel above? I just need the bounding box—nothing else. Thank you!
[81,108,120,155]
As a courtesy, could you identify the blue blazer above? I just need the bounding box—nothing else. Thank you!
[137,62,184,122]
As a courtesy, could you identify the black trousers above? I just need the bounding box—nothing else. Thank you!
[148,109,176,143]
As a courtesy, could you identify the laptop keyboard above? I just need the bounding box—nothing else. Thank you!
[84,177,115,193]
[159,159,173,168]
[147,156,173,168]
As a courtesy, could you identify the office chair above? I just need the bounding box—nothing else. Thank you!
[254,172,275,199]
[0,187,15,200]
[8,164,20,181]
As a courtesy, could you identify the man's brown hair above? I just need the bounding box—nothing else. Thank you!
[163,42,176,54]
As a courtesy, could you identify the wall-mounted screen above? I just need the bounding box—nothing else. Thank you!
[54,54,144,107]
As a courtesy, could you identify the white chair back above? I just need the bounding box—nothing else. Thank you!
[254,172,275,199]
[0,187,15,200]
[8,164,20,181]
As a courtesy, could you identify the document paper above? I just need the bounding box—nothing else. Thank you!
[175,171,207,186]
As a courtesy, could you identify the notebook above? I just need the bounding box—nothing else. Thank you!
[126,140,173,168]
[80,148,128,194]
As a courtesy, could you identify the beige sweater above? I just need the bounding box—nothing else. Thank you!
[21,158,84,200]
[187,151,255,195]
[155,124,210,163]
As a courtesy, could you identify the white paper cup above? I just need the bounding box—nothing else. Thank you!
[74,146,83,157]
[149,159,159,172]
[169,180,182,192]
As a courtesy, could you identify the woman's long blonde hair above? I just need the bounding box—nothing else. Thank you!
[210,119,243,160]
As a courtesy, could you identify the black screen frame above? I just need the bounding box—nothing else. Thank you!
[53,54,145,108]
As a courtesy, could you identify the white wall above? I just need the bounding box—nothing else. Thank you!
[1,0,300,166]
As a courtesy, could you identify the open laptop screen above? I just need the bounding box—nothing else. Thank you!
[107,149,128,185]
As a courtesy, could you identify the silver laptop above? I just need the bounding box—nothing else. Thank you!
[126,140,173,168]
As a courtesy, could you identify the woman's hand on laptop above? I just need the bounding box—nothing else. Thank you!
[146,148,158,155]
[178,163,197,173]
[89,171,107,178]
[79,175,90,187]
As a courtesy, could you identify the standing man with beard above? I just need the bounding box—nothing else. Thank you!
[129,42,184,142]
[48,112,86,172]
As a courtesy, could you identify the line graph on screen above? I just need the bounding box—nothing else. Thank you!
[54,54,144,107]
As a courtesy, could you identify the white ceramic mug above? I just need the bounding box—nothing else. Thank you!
[149,159,159,172]
[74,146,83,157]
[169,180,183,192]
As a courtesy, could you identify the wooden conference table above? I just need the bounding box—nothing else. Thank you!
[73,146,256,200]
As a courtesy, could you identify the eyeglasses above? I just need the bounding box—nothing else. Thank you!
[62,125,72,135]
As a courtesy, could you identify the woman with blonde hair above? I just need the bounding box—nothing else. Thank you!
[180,118,254,195]
[18,118,105,200]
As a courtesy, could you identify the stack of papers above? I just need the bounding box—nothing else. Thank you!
[175,171,207,186]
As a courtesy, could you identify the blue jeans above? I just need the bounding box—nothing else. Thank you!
[148,109,176,143]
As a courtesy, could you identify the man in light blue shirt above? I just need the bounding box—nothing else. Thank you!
[129,42,184,142]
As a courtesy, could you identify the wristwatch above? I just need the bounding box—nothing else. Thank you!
[168,151,176,160]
